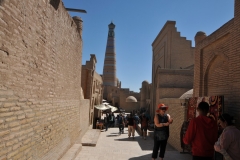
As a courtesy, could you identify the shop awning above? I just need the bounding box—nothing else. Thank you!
[94,104,110,110]
[107,105,118,112]
[94,104,118,112]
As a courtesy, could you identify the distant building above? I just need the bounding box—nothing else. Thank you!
[151,21,194,117]
[81,54,103,128]
[102,22,140,112]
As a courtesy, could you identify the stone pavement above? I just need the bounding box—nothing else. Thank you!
[74,127,192,160]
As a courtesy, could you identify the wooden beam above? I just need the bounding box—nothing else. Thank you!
[66,8,87,13]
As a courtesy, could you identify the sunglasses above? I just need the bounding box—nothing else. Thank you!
[160,108,167,111]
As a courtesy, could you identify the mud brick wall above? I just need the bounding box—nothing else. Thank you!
[159,98,188,151]
[194,1,240,128]
[0,0,84,159]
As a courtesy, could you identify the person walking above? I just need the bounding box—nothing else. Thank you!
[108,112,114,128]
[140,112,149,140]
[152,104,173,160]
[111,113,115,127]
[104,113,109,131]
[183,101,218,160]
[127,113,135,139]
[118,113,125,134]
[214,113,240,160]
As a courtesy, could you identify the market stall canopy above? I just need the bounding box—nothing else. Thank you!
[107,105,118,112]
[102,99,107,102]
[94,104,110,110]
[94,104,118,112]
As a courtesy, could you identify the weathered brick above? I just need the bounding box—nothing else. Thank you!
[25,113,35,118]
[7,148,18,159]
[3,134,15,141]
[12,151,24,160]
[8,121,20,128]
[0,90,14,96]
[12,142,22,150]
[10,126,21,132]
[0,130,10,137]
[0,148,8,157]
[3,102,16,108]
[0,108,9,112]
[0,112,14,117]
[10,106,21,111]
[6,138,18,147]
[5,116,17,122]
[18,135,27,142]
[17,114,25,119]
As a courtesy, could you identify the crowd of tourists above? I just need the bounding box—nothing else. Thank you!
[98,102,240,160]
[102,111,150,139]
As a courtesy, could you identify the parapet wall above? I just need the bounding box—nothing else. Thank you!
[0,0,84,159]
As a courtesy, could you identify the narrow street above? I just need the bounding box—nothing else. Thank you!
[75,128,192,160]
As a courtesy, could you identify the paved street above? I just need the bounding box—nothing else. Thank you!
[75,127,192,160]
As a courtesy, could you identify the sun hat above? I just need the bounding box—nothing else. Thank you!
[156,103,169,112]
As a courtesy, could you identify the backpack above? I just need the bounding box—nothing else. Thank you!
[118,116,123,124]
[134,116,139,124]
[108,115,112,121]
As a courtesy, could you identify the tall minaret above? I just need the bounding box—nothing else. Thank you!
[102,22,117,87]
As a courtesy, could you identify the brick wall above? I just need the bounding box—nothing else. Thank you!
[157,69,193,99]
[228,0,240,128]
[0,0,85,159]
[152,21,194,70]
[159,98,188,152]
[151,21,194,123]
[194,1,240,128]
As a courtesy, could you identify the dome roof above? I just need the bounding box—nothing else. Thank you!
[142,80,149,84]
[126,96,137,102]
[195,31,206,37]
[179,89,193,99]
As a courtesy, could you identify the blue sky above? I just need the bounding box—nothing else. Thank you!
[62,0,234,92]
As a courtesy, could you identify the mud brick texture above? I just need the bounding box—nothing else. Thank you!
[0,0,88,160]
[193,1,240,128]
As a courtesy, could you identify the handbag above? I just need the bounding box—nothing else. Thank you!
[155,130,168,141]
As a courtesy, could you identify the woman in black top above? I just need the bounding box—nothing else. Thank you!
[127,114,135,139]
[152,104,173,160]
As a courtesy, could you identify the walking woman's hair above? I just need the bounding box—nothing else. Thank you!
[218,113,235,126]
